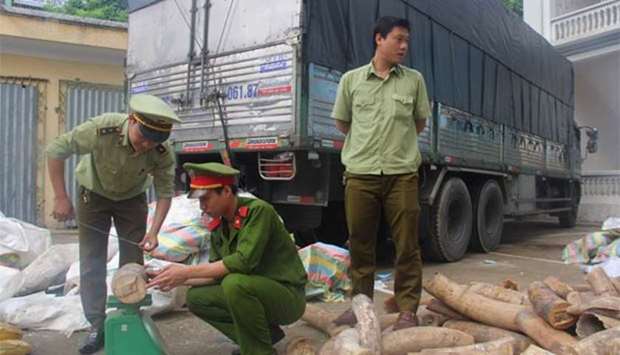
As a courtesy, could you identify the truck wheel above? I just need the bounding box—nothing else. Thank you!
[558,206,578,228]
[471,180,504,252]
[423,177,472,262]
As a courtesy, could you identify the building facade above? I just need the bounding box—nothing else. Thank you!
[0,4,127,227]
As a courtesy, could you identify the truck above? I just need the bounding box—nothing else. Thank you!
[126,0,598,262]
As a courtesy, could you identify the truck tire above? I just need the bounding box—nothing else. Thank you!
[423,177,473,262]
[471,179,504,252]
[558,206,578,228]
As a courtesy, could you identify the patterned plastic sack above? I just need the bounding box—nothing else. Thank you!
[594,239,620,264]
[562,217,620,265]
[146,194,208,263]
[299,242,351,302]
[561,231,615,264]
[148,220,210,262]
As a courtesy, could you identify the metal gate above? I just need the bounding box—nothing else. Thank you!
[59,81,126,224]
[0,77,47,224]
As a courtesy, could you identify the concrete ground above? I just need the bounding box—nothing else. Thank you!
[24,220,598,354]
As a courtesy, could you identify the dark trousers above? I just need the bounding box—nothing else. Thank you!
[77,187,147,329]
[345,173,423,312]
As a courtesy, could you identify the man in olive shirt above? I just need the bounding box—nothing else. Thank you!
[46,94,181,353]
[331,16,431,330]
[147,162,307,355]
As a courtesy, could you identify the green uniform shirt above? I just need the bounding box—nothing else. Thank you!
[331,62,432,175]
[208,197,307,289]
[46,113,176,201]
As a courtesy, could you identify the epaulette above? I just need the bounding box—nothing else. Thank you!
[98,126,122,136]
[238,206,249,218]
[207,217,222,232]
[232,206,250,230]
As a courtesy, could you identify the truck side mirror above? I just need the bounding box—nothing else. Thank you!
[577,126,598,161]
[586,128,598,154]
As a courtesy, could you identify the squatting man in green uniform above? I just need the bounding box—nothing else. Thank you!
[331,16,432,330]
[147,162,307,355]
[46,94,181,353]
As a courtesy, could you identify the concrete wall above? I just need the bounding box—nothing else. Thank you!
[0,8,127,227]
[0,7,126,51]
[524,0,552,38]
[0,54,125,227]
[574,52,620,171]
[575,51,620,223]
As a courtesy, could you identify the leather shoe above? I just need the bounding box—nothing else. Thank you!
[79,329,104,354]
[270,324,285,344]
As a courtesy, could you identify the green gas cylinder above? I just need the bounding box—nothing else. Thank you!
[104,295,168,355]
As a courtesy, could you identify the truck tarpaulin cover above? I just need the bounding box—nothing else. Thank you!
[304,0,575,144]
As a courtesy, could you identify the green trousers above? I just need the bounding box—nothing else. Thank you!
[186,274,306,355]
[345,173,423,312]
[77,187,147,329]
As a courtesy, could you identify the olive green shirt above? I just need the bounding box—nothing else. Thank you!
[46,113,176,201]
[331,62,431,175]
[208,197,307,289]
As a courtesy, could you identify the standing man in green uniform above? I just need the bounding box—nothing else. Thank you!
[46,94,181,354]
[147,162,307,355]
[331,16,432,330]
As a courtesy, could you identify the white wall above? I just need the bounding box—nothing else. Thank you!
[524,0,544,33]
[523,0,552,39]
[574,52,620,171]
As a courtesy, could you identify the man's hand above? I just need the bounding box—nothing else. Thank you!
[336,120,350,135]
[415,119,427,134]
[52,196,75,222]
[139,232,159,252]
[146,264,189,291]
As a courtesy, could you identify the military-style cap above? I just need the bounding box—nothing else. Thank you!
[183,162,240,198]
[129,94,181,143]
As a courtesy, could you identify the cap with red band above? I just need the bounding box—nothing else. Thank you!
[183,162,240,198]
[189,175,236,189]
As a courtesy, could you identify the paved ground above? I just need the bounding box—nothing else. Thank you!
[23,219,598,354]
